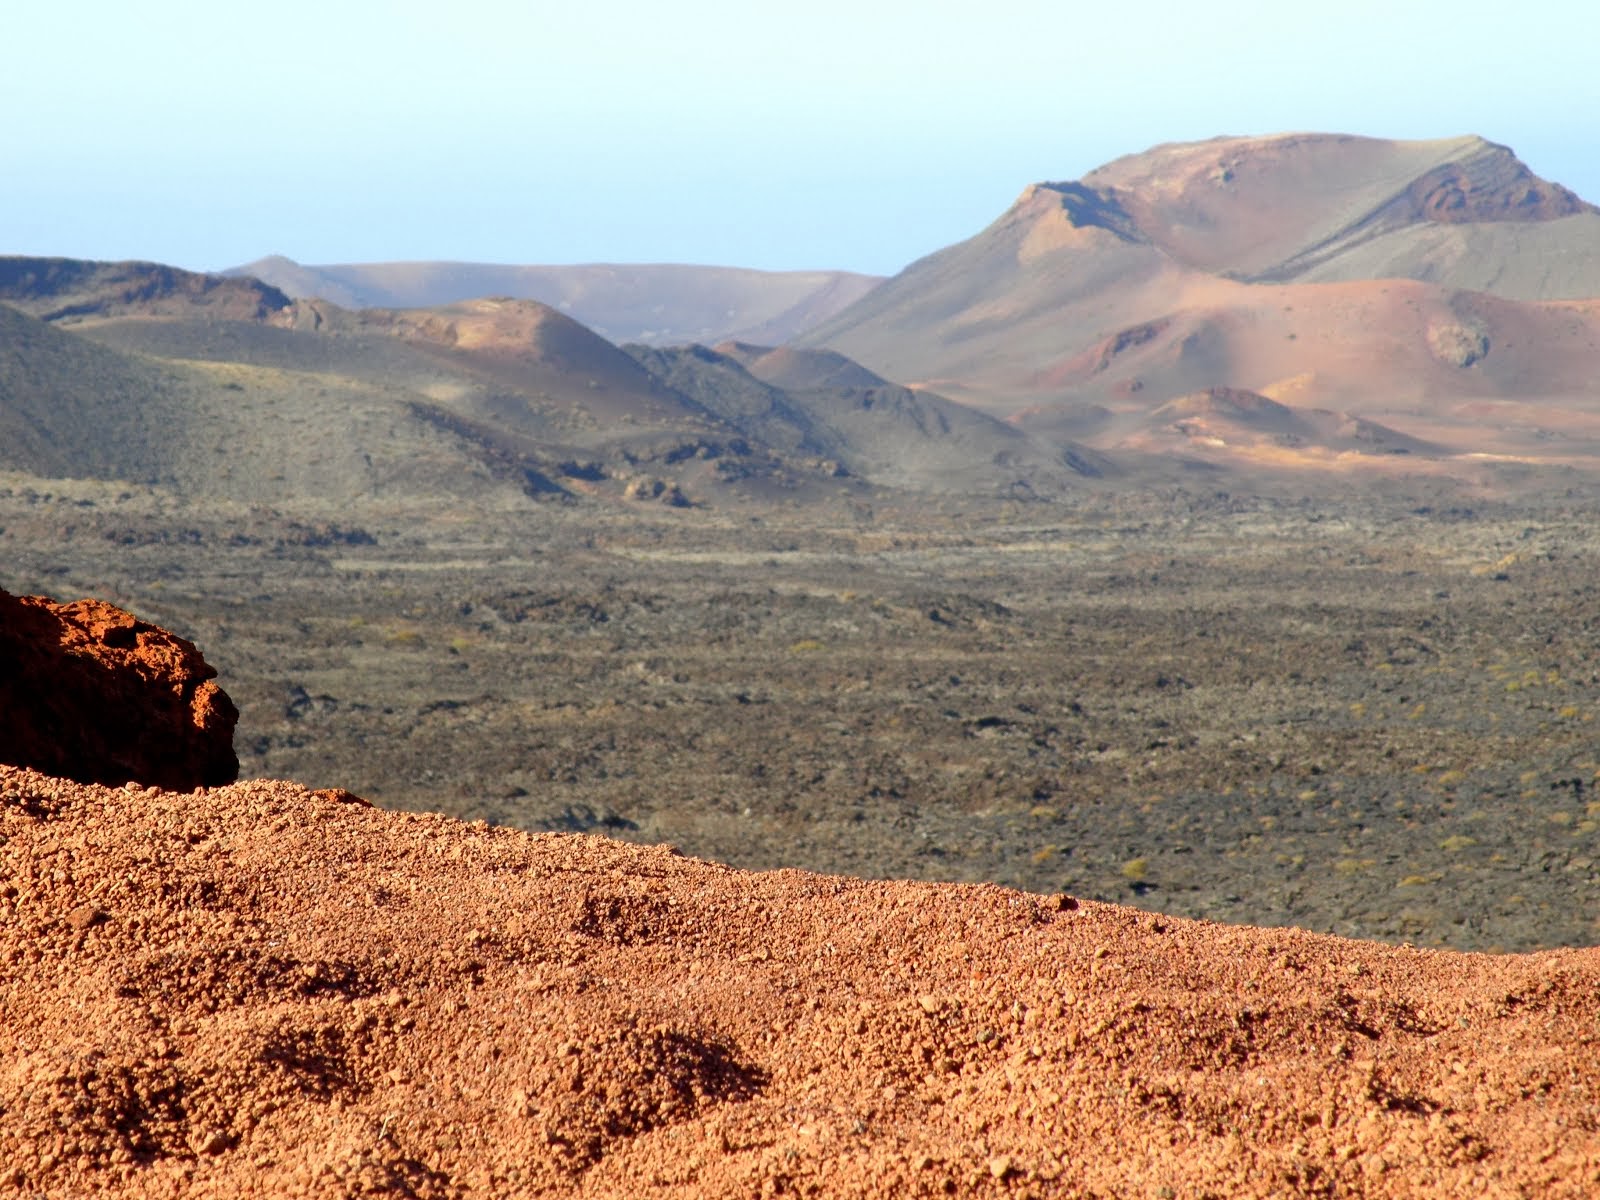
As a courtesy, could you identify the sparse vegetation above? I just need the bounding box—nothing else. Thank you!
[8,485,1599,951]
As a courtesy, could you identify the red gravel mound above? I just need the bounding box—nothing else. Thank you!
[2,765,1595,1198]
[0,589,237,790]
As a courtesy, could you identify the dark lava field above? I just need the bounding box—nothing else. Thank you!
[5,478,1599,952]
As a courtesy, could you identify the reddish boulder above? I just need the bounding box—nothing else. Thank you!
[0,588,238,789]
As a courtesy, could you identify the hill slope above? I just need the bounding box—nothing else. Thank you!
[626,341,1105,494]
[5,256,1087,504]
[1080,133,1600,293]
[0,303,193,483]
[0,256,291,323]
[0,262,708,506]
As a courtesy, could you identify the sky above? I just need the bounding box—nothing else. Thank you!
[6,0,1597,277]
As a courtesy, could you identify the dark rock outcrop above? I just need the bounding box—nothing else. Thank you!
[0,588,238,789]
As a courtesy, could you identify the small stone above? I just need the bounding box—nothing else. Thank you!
[65,904,107,932]
[989,1155,1014,1179]
[918,995,941,1014]
[194,1130,228,1156]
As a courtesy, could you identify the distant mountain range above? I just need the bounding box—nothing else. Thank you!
[226,257,883,348]
[7,132,1600,500]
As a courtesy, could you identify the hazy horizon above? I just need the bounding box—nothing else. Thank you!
[7,0,1597,277]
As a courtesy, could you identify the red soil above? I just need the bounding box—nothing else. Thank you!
[2,764,1596,1199]
[0,589,237,790]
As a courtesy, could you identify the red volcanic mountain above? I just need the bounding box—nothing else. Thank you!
[802,134,1600,473]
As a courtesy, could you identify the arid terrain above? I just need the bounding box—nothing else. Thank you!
[6,136,1600,956]
[3,576,1596,1198]
[6,128,1600,1195]
[5,479,1600,954]
[3,763,1598,1199]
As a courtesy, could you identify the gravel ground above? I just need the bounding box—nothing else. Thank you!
[3,766,1597,1198]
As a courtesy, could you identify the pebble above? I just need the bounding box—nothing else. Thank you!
[64,904,106,932]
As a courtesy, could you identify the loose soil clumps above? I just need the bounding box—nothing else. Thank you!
[0,588,237,789]
[1,765,1596,1198]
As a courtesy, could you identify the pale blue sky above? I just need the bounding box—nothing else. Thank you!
[5,0,1596,276]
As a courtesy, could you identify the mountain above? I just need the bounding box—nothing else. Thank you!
[0,295,562,505]
[2,256,1092,505]
[0,259,738,505]
[1075,133,1600,293]
[801,134,1600,471]
[0,256,292,323]
[227,256,883,347]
